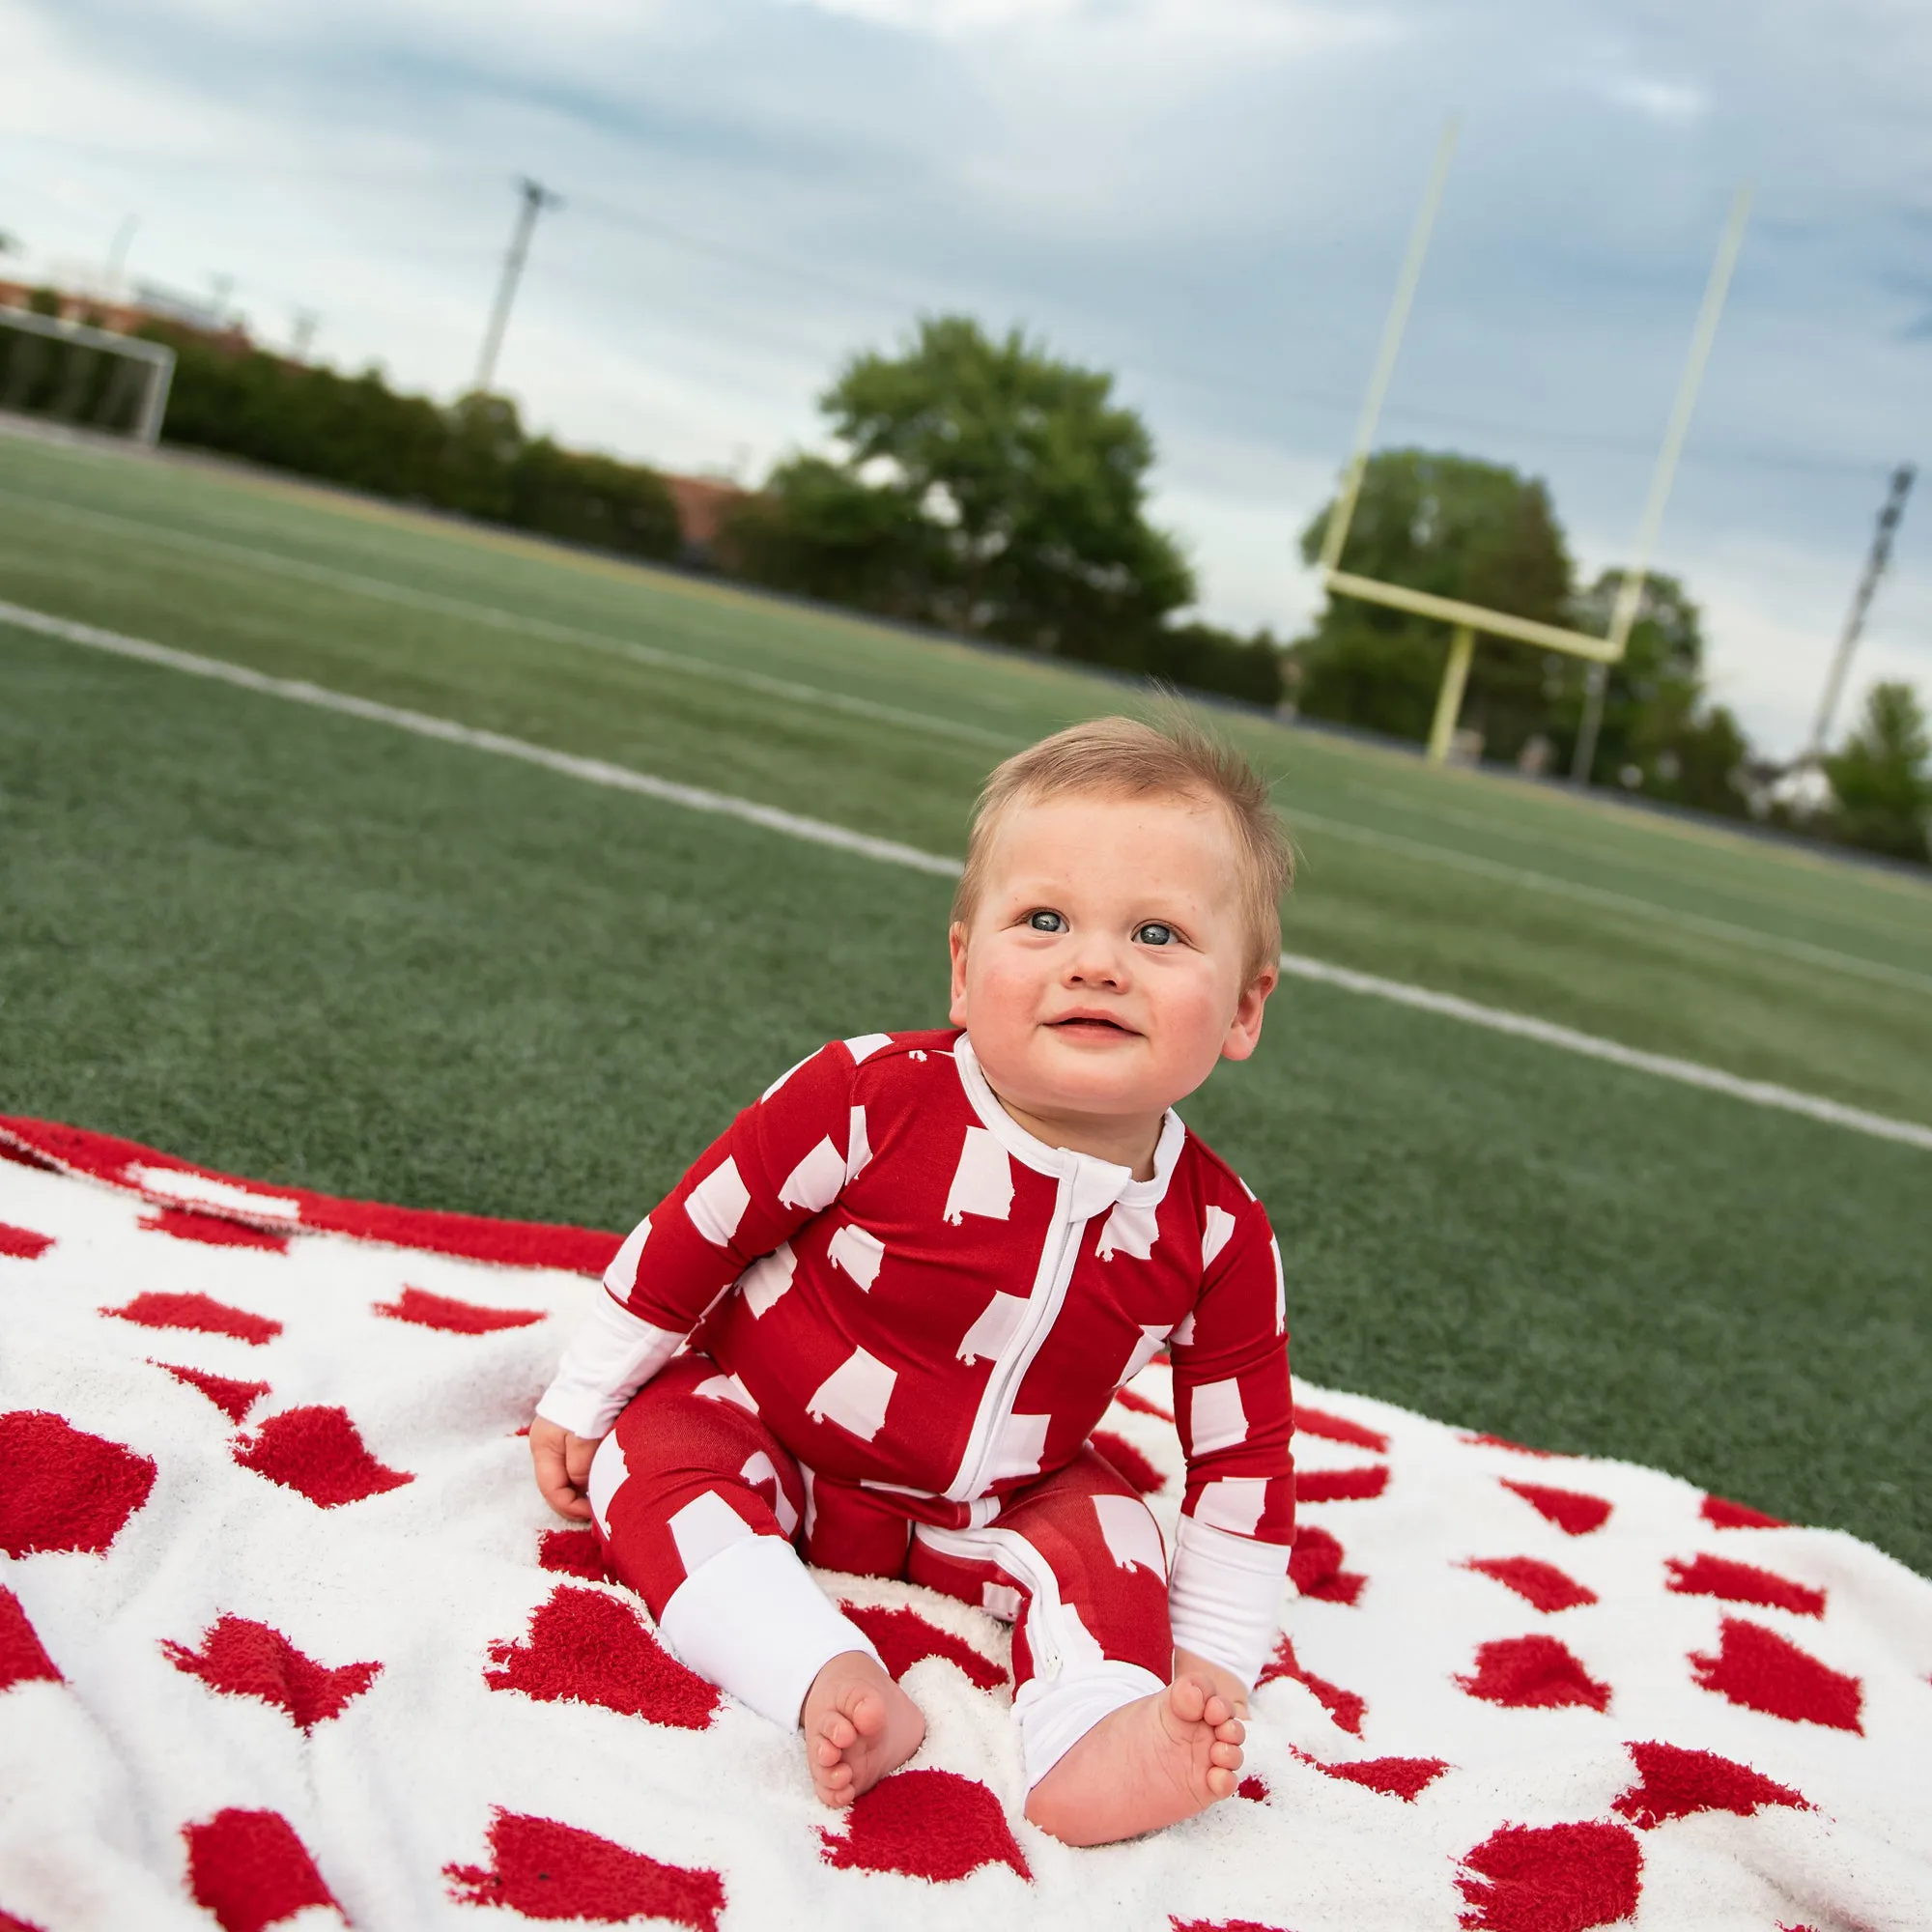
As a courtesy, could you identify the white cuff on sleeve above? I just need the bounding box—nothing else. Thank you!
[657,1534,880,1729]
[1166,1513,1290,1686]
[533,1289,684,1440]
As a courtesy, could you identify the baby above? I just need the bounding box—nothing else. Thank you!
[529,714,1296,1847]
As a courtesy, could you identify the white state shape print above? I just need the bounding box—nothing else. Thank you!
[806,1349,896,1440]
[827,1222,886,1291]
[1093,1493,1167,1577]
[685,1157,752,1246]
[1192,1477,1267,1537]
[944,1126,1014,1225]
[1269,1236,1286,1335]
[1169,1309,1197,1348]
[668,1490,756,1577]
[740,1450,799,1536]
[957,1292,1029,1365]
[586,1434,631,1534]
[695,1372,757,1414]
[601,1214,652,1296]
[845,1105,872,1182]
[1097,1199,1159,1262]
[843,1032,894,1064]
[1201,1205,1236,1271]
[761,1051,814,1100]
[739,1242,796,1318]
[1119,1322,1171,1383]
[992,1412,1051,1482]
[778,1136,846,1213]
[981,1581,1022,1622]
[1188,1378,1248,1455]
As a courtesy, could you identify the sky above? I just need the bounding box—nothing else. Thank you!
[4,0,1929,757]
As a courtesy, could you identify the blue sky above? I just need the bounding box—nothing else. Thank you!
[5,0,1929,755]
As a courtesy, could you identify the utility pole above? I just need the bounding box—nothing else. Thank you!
[1805,463,1916,759]
[473,176,562,397]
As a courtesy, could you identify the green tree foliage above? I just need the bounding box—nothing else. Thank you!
[1822,681,1932,863]
[727,316,1239,687]
[1552,570,1748,815]
[1293,449,1573,754]
[135,327,680,562]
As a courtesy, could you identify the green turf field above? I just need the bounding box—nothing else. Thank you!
[3,423,1929,1572]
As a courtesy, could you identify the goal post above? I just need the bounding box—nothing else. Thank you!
[0,305,176,446]
[1314,120,1751,770]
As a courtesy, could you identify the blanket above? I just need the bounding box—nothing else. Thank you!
[2,1115,1928,1932]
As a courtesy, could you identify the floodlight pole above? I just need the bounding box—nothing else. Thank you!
[474,176,563,397]
[1804,462,1915,759]
[1571,186,1753,785]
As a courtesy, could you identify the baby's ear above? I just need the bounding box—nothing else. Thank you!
[948,923,971,1025]
[1220,964,1277,1063]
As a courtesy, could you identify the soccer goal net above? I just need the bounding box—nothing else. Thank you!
[0,304,175,446]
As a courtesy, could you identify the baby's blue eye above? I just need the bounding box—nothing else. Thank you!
[1028,910,1067,933]
[1135,922,1176,947]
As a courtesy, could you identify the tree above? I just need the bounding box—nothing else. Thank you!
[1293,449,1574,754]
[727,315,1194,658]
[1551,570,1748,815]
[1823,681,1932,863]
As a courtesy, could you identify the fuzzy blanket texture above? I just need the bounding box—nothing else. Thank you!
[2,1115,1928,1932]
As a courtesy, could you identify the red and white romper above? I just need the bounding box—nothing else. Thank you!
[535,1028,1295,1786]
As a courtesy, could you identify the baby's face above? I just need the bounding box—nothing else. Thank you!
[949,791,1275,1128]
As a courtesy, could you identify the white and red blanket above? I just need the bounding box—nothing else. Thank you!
[3,1116,1928,1932]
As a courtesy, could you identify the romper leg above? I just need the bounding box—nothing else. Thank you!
[908,1447,1172,1787]
[593,1353,879,1727]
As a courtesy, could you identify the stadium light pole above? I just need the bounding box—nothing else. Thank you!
[474,176,563,398]
[1804,463,1916,761]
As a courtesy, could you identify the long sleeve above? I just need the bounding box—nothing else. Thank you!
[1164,1192,1294,1684]
[534,1037,872,1439]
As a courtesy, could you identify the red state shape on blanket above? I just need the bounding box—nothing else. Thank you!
[1665,1553,1824,1618]
[1295,1464,1389,1503]
[538,1528,614,1582]
[1501,1480,1612,1536]
[0,1410,156,1556]
[1298,1749,1449,1802]
[233,1406,412,1507]
[0,1909,48,1932]
[140,1207,289,1253]
[1610,1740,1808,1830]
[156,1362,271,1424]
[1457,1635,1611,1712]
[103,1291,281,1346]
[1463,1556,1598,1613]
[0,1586,61,1690]
[183,1808,342,1932]
[1456,1821,1641,1932]
[1463,1432,1562,1459]
[1690,1617,1862,1732]
[1700,1493,1786,1531]
[1112,1385,1172,1423]
[445,1809,724,1929]
[485,1584,718,1730]
[0,1222,54,1261]
[1236,1776,1269,1802]
[1091,1428,1167,1495]
[1258,1634,1366,1735]
[1290,1523,1366,1605]
[1296,1404,1389,1453]
[1170,1918,1290,1932]
[373,1286,547,1334]
[820,1769,1029,1882]
[162,1614,381,1730]
[839,1602,1008,1690]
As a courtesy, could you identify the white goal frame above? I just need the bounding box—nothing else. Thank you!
[0,305,176,446]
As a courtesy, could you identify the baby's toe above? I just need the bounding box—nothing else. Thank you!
[1209,1739,1243,1771]
[1170,1678,1207,1723]
[1206,1766,1236,1799]
[1214,1717,1245,1747]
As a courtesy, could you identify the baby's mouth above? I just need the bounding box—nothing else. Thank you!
[1048,1016,1137,1037]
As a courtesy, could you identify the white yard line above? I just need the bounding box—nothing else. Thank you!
[6,595,1928,1154]
[0,487,1021,753]
[11,486,1929,996]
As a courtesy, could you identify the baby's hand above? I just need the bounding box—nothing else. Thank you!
[1174,1646,1251,1723]
[529,1415,602,1521]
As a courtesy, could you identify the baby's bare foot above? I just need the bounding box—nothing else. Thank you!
[800,1649,926,1807]
[1024,1672,1245,1847]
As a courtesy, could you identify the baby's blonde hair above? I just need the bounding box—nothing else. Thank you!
[952,712,1293,980]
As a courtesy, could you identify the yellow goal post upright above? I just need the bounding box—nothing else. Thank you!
[1312,118,1753,774]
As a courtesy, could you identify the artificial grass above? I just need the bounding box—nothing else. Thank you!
[2,615,1926,1575]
